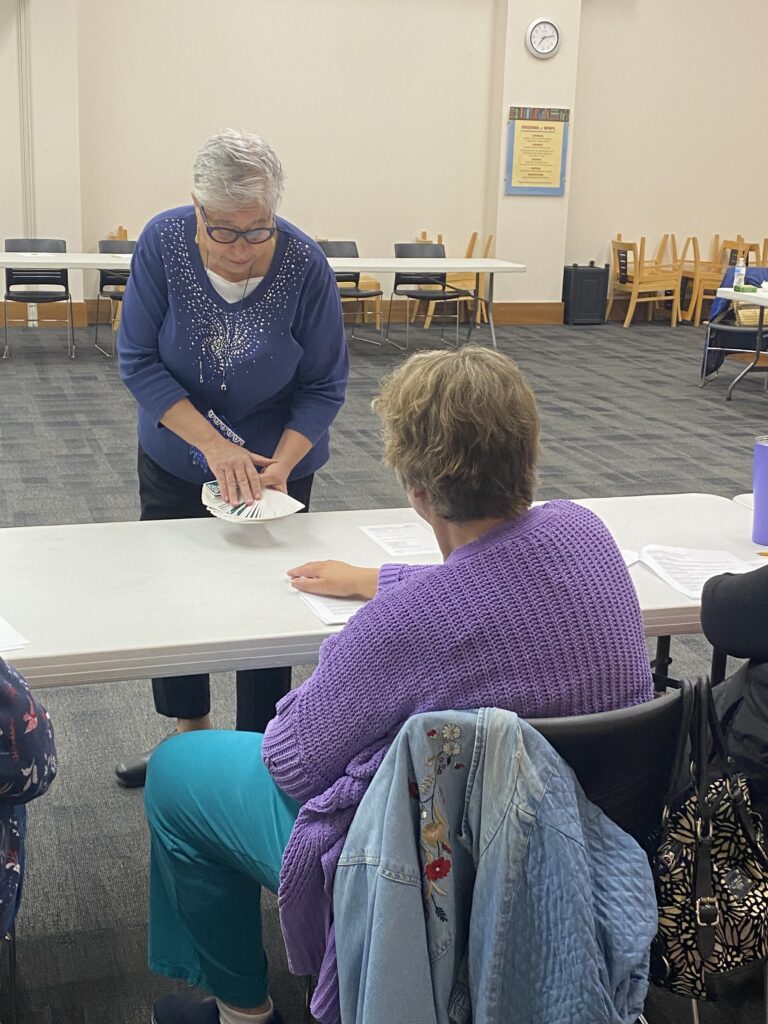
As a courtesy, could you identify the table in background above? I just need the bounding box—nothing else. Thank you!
[327,257,526,349]
[0,254,526,352]
[710,284,768,398]
[0,493,756,688]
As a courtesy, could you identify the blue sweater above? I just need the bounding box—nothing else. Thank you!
[118,206,349,483]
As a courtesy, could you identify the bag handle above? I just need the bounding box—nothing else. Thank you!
[662,677,697,809]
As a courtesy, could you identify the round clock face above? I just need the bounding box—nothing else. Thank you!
[526,19,560,58]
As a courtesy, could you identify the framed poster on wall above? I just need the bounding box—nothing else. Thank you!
[504,106,569,196]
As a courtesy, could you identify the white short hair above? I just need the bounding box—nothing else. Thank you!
[192,129,284,214]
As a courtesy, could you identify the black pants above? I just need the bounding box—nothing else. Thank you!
[137,446,313,732]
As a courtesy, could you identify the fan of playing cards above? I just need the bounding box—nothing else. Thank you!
[201,481,305,522]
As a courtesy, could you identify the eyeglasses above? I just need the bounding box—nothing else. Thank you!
[199,205,276,245]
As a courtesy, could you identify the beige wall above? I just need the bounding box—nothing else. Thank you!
[11,0,768,306]
[0,5,23,241]
[75,0,497,295]
[565,0,768,266]
[490,0,582,301]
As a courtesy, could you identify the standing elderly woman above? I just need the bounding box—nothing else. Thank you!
[145,348,653,1024]
[116,129,348,788]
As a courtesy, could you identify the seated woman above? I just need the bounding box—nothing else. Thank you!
[146,347,653,1024]
[0,658,57,940]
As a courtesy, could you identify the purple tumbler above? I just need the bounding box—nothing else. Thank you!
[753,435,768,545]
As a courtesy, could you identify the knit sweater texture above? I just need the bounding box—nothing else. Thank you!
[262,499,653,1017]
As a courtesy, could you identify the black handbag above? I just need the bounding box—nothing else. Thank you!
[650,677,768,999]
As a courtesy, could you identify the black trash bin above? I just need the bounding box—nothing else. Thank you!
[562,262,609,325]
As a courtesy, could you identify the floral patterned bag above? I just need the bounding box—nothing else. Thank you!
[651,677,768,998]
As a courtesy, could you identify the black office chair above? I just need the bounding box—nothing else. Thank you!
[94,239,135,357]
[3,239,74,359]
[529,690,689,1024]
[385,242,474,351]
[318,240,382,346]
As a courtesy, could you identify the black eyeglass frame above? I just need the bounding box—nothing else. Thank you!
[199,205,277,245]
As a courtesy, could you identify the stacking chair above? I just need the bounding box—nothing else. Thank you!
[94,239,135,356]
[689,236,762,326]
[317,240,382,346]
[606,237,681,328]
[423,231,480,330]
[385,242,474,351]
[680,236,720,322]
[3,238,74,358]
[528,688,687,1024]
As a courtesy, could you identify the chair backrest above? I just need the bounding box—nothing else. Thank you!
[5,237,68,292]
[611,237,644,284]
[464,231,478,259]
[393,241,446,289]
[528,688,684,847]
[482,233,495,258]
[98,238,135,289]
[318,239,360,286]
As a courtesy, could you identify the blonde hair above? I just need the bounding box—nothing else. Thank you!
[373,347,539,522]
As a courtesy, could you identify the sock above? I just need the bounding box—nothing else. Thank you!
[215,997,273,1024]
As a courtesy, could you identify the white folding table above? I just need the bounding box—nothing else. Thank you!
[327,257,525,349]
[0,253,526,351]
[714,286,768,399]
[0,493,758,688]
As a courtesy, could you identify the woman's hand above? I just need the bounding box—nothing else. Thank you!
[258,462,290,494]
[287,560,380,600]
[203,437,275,505]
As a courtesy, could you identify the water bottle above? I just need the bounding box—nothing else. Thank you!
[752,435,768,545]
[734,256,747,289]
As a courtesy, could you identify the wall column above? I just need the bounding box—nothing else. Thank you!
[484,0,582,317]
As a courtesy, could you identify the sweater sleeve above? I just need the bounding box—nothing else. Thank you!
[285,255,349,444]
[701,564,768,662]
[0,659,57,805]
[262,584,432,801]
[117,222,190,424]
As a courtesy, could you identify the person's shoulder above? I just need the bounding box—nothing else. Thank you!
[140,205,194,239]
[536,499,610,536]
[276,217,329,266]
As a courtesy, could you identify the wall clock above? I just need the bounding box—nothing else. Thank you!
[525,18,561,59]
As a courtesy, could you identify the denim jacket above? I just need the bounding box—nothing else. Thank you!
[333,708,657,1024]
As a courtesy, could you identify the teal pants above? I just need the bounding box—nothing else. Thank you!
[144,731,301,1007]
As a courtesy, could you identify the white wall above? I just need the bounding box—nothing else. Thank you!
[28,0,83,298]
[565,0,768,266]
[0,4,23,241]
[490,0,582,301]
[75,0,497,276]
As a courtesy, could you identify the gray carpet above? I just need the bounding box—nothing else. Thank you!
[0,319,765,1023]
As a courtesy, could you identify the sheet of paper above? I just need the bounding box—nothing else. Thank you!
[640,545,764,601]
[360,523,440,557]
[621,549,639,567]
[298,591,367,625]
[0,615,29,653]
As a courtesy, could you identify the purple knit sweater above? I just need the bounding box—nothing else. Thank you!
[262,500,653,1021]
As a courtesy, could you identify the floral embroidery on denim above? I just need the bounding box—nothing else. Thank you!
[408,724,465,923]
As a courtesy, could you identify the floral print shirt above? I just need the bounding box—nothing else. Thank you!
[0,659,57,936]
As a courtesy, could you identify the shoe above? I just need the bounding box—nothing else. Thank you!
[151,992,284,1024]
[152,993,219,1024]
[115,733,173,788]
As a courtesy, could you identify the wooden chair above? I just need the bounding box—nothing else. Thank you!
[762,238,768,267]
[606,237,681,328]
[679,236,719,322]
[689,236,761,326]
[424,232,479,329]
